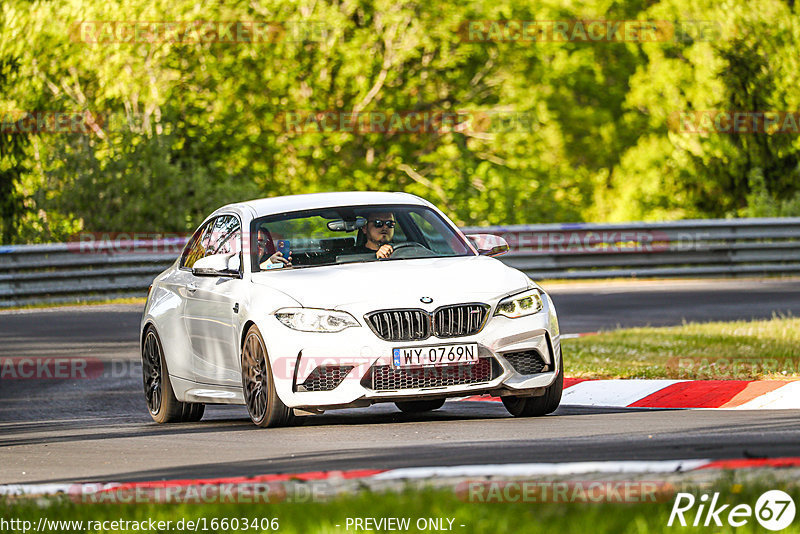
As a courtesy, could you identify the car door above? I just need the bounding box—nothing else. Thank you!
[168,218,220,383]
[182,214,245,386]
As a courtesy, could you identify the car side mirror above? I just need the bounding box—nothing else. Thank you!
[192,253,240,277]
[228,254,241,272]
[466,234,510,257]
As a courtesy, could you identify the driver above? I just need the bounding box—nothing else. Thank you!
[355,212,396,259]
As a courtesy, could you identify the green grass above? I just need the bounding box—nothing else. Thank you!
[2,479,798,533]
[564,316,800,379]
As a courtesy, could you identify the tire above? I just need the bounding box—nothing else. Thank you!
[502,349,563,417]
[241,325,294,428]
[142,326,205,423]
[395,399,446,413]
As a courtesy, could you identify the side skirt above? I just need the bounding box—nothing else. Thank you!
[171,375,245,405]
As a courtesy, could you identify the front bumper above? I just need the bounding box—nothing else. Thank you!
[263,295,562,409]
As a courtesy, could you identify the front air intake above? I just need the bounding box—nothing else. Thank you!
[365,303,489,342]
[361,358,495,391]
[365,309,431,341]
[297,365,354,392]
[433,303,490,338]
[502,350,548,375]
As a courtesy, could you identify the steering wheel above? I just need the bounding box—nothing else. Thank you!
[389,242,434,258]
[391,242,419,251]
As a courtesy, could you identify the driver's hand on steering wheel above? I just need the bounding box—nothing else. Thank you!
[376,244,393,259]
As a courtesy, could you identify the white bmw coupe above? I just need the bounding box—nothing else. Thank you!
[141,192,563,427]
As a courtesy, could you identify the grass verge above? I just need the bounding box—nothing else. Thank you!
[2,478,797,533]
[563,316,800,379]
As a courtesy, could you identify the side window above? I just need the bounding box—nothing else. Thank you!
[207,215,241,256]
[180,220,214,269]
[179,215,241,269]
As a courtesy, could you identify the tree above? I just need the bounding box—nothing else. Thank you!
[0,55,29,243]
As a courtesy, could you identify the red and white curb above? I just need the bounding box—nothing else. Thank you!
[562,378,800,409]
[370,457,800,479]
[538,331,800,409]
[4,458,800,497]
[460,379,800,410]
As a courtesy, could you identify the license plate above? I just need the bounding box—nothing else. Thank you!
[392,344,479,368]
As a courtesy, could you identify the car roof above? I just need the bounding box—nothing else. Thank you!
[220,191,432,218]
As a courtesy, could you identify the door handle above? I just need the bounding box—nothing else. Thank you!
[187,282,198,293]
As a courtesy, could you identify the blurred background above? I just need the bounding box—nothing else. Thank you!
[1,0,799,244]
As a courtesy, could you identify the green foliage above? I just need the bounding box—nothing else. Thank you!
[742,168,800,217]
[606,0,800,221]
[2,0,800,243]
[0,53,29,243]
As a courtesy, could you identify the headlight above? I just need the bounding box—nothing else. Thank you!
[494,289,543,318]
[275,308,360,332]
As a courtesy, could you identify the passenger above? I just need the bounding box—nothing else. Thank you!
[257,228,292,268]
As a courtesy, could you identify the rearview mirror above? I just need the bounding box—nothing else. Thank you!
[327,218,367,232]
[466,234,510,257]
[192,253,240,277]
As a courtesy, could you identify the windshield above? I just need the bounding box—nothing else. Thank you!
[251,204,473,272]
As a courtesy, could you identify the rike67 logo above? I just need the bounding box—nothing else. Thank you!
[668,490,796,530]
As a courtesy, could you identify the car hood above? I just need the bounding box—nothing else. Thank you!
[250,255,529,309]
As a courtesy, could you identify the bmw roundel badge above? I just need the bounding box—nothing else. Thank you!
[420,296,433,303]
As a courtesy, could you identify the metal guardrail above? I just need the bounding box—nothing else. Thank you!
[462,217,800,280]
[0,238,186,307]
[1,218,799,307]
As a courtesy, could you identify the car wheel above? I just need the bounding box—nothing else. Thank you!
[241,325,294,428]
[142,326,205,423]
[395,399,446,413]
[501,349,563,417]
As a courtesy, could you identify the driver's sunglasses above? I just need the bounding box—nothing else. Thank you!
[371,219,396,229]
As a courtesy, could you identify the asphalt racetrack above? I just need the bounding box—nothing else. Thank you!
[1,278,799,485]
